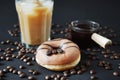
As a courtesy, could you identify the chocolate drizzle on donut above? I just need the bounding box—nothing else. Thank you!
[47,50,52,56]
[38,48,50,50]
[64,46,79,49]
[42,44,53,48]
[40,40,79,56]
[60,41,79,50]
[59,41,73,48]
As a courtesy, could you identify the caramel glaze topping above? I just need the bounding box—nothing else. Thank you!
[39,40,79,56]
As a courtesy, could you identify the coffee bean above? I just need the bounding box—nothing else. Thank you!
[10,48,15,52]
[31,49,36,53]
[0,56,5,60]
[63,73,68,77]
[19,65,25,69]
[52,30,56,34]
[1,41,6,45]
[92,56,98,60]
[90,75,97,80]
[75,66,80,70]
[101,51,106,54]
[105,66,112,70]
[64,28,69,33]
[17,71,22,75]
[18,51,24,56]
[12,70,18,74]
[9,68,14,72]
[57,49,63,53]
[0,70,4,77]
[13,24,19,28]
[6,40,10,44]
[70,70,76,75]
[113,71,119,76]
[27,62,33,66]
[0,48,3,52]
[106,49,111,53]
[63,71,69,74]
[2,69,8,73]
[85,61,91,66]
[54,77,59,80]
[60,76,67,80]
[16,55,21,59]
[28,76,35,80]
[6,50,12,54]
[12,54,16,58]
[103,54,109,58]
[5,54,12,57]
[7,66,13,69]
[118,66,120,69]
[52,50,57,54]
[118,63,120,66]
[89,70,95,74]
[20,55,27,60]
[32,70,39,75]
[51,74,56,78]
[86,48,91,51]
[5,48,11,51]
[28,69,34,73]
[114,55,119,59]
[60,30,64,34]
[56,74,61,78]
[6,57,12,61]
[46,50,52,56]
[26,57,31,61]
[19,73,26,78]
[23,58,28,62]
[45,75,50,80]
[32,57,35,61]
[77,70,82,74]
[16,46,20,50]
[81,67,87,72]
[110,56,114,60]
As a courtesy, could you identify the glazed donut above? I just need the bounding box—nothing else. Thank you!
[35,38,81,71]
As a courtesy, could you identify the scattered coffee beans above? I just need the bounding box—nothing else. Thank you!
[19,73,26,78]
[28,76,35,80]
[19,65,25,69]
[90,75,97,80]
[89,69,95,74]
[0,24,120,80]
[113,71,119,76]
[45,75,50,80]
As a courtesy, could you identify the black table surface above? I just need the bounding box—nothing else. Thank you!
[0,0,120,80]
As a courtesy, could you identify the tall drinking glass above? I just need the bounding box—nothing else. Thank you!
[15,0,54,48]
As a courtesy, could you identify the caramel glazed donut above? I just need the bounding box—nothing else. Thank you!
[35,38,81,71]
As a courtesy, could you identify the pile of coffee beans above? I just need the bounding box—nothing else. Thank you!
[8,24,20,37]
[0,23,120,80]
[98,60,112,70]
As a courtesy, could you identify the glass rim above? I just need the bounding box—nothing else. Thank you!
[71,20,100,32]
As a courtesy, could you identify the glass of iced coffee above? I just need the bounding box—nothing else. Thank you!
[15,0,54,48]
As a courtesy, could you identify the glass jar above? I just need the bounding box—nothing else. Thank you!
[71,20,100,49]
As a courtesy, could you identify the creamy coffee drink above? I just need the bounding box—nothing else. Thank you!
[16,0,54,47]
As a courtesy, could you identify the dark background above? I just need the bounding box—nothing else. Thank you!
[0,0,120,80]
[0,0,120,31]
